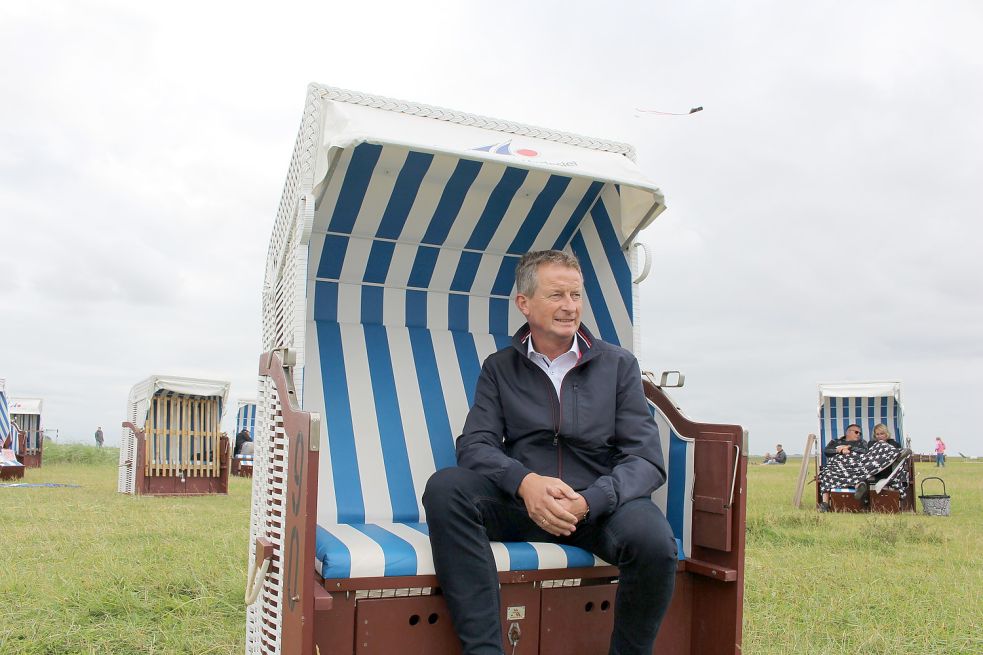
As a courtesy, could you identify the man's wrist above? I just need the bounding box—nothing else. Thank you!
[579,500,590,523]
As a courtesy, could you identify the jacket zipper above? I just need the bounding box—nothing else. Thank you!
[520,336,589,481]
[545,366,582,480]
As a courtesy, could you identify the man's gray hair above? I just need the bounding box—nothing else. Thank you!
[515,250,581,296]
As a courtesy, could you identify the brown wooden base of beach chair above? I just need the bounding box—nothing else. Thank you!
[0,466,25,481]
[830,491,866,512]
[121,422,230,495]
[12,433,43,468]
[231,458,253,478]
[310,561,736,655]
[868,489,899,513]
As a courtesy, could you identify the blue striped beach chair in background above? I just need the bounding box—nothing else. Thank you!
[816,381,915,511]
[245,85,748,655]
[233,400,257,477]
[0,379,11,450]
[0,379,26,481]
[236,400,258,437]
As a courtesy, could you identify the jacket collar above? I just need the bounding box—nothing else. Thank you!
[512,323,599,363]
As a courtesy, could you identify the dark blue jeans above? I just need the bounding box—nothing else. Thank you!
[423,467,677,655]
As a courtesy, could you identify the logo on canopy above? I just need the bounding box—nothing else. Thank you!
[472,141,539,158]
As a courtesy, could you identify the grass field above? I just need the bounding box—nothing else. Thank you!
[1,444,980,654]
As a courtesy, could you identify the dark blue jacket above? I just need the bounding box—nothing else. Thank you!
[456,324,666,522]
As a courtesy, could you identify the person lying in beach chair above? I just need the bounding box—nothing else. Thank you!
[817,425,866,510]
[818,424,910,511]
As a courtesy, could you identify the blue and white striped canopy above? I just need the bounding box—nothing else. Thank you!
[818,381,904,464]
[0,380,10,448]
[272,88,685,580]
[236,401,257,436]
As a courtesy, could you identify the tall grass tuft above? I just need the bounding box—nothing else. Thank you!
[41,441,120,466]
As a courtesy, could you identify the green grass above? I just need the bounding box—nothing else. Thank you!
[0,443,250,654]
[743,457,983,654]
[1,444,980,653]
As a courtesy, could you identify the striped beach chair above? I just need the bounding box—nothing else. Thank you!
[816,381,915,512]
[118,376,231,495]
[233,400,258,477]
[9,397,44,468]
[0,379,25,481]
[246,85,747,655]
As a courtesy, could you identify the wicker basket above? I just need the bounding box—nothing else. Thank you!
[918,476,951,517]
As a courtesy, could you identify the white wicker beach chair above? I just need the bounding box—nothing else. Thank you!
[245,85,747,655]
[118,375,231,495]
[8,397,44,468]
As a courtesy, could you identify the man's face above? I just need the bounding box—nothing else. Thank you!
[516,263,583,346]
[846,426,862,441]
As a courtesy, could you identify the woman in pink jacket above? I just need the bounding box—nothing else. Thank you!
[934,437,946,467]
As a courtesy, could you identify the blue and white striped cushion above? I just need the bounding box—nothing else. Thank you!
[305,142,692,579]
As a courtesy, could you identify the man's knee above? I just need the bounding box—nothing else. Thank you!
[610,501,678,565]
[423,467,483,518]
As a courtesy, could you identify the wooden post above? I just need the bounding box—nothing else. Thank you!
[211,398,219,477]
[181,398,195,476]
[192,398,200,477]
[153,397,160,477]
[144,410,152,478]
[793,433,816,508]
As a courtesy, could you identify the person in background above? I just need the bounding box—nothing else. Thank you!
[934,437,946,467]
[764,444,787,465]
[817,424,867,510]
[234,428,251,456]
[94,427,104,448]
[819,423,911,508]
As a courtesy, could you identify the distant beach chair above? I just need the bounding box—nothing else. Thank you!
[118,376,231,495]
[815,381,916,513]
[0,379,24,481]
[9,397,44,468]
[232,399,257,478]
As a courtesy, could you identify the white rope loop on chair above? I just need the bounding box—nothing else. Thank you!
[244,554,272,606]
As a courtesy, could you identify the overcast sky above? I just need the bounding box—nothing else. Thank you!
[2,1,981,456]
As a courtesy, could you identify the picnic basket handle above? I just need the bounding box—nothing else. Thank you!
[920,476,946,497]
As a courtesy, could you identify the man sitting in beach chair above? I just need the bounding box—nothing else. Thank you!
[424,251,677,655]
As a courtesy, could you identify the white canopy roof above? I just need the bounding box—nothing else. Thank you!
[9,398,43,415]
[129,376,230,407]
[818,381,902,400]
[311,86,667,243]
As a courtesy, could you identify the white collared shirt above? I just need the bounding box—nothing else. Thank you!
[527,336,580,398]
